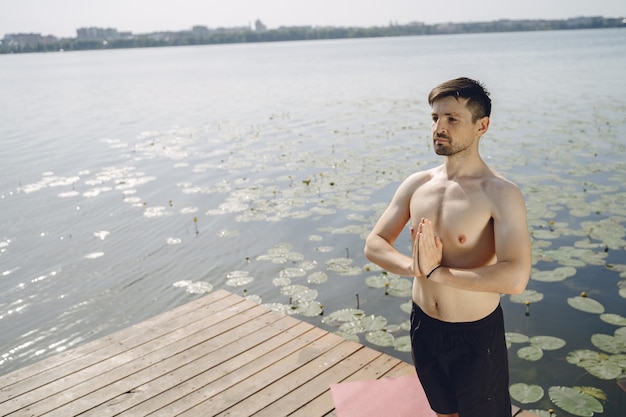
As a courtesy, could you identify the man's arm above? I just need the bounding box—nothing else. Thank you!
[425,182,531,294]
[364,175,420,277]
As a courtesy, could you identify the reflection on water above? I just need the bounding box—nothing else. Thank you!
[1,29,625,416]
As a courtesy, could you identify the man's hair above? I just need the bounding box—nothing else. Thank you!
[428,77,491,122]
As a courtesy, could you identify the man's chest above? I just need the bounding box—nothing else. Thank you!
[409,181,494,251]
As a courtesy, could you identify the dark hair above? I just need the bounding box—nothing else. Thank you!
[428,77,491,122]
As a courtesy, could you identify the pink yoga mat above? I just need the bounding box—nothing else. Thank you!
[330,374,436,417]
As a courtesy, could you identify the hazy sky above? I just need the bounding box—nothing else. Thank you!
[1,0,624,38]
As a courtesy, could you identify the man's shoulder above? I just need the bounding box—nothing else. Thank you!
[482,173,526,215]
[483,172,521,194]
[405,166,440,184]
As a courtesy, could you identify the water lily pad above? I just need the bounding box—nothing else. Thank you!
[279,267,307,278]
[530,335,566,351]
[384,324,403,333]
[366,330,395,347]
[225,271,254,287]
[256,243,305,264]
[280,285,318,302]
[518,345,544,361]
[315,246,334,253]
[263,302,297,315]
[506,332,531,344]
[394,335,412,352]
[339,315,387,335]
[574,386,608,401]
[400,301,413,314]
[386,277,412,297]
[581,218,626,250]
[548,386,603,416]
[567,296,605,314]
[307,271,328,284]
[532,266,577,282]
[509,382,544,404]
[245,294,262,304]
[600,313,626,326]
[299,261,318,271]
[185,281,214,294]
[616,326,626,341]
[566,350,604,367]
[321,308,365,326]
[608,353,626,368]
[293,301,324,317]
[325,257,363,276]
[272,277,291,286]
[567,348,622,380]
[591,333,626,354]
[585,361,623,380]
[510,290,544,304]
[526,411,556,417]
[365,275,389,288]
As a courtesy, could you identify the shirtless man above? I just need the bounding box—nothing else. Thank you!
[364,77,531,417]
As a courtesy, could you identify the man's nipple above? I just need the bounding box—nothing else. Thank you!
[458,234,467,244]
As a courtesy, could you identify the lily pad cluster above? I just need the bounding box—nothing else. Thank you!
[320,307,411,353]
[510,379,609,416]
[510,383,608,416]
[548,386,605,417]
[365,272,412,297]
[566,327,626,381]
[506,332,566,361]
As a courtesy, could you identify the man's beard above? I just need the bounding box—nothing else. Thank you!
[433,134,455,156]
[433,135,472,157]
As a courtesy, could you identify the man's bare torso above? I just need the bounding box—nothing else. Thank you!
[410,166,503,322]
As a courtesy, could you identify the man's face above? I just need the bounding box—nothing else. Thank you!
[430,96,482,156]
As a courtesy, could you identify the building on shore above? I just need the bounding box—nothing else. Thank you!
[1,33,57,48]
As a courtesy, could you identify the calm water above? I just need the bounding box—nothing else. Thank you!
[1,29,625,416]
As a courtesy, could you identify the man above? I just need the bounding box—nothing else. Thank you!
[364,77,531,417]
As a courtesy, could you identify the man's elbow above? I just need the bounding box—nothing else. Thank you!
[509,280,529,295]
[508,266,531,295]
[363,234,376,262]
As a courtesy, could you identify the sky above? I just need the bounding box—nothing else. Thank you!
[1,0,624,38]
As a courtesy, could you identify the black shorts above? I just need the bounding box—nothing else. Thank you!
[410,303,511,416]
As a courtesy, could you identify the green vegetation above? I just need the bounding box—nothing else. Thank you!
[1,16,624,54]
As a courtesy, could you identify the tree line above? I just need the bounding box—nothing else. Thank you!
[2,17,624,54]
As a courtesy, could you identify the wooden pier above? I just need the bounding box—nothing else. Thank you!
[0,289,416,416]
[0,289,536,416]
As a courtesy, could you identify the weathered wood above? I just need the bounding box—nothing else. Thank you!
[289,354,415,417]
[0,289,432,417]
[0,290,235,399]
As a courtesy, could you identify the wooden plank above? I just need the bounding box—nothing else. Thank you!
[14,302,270,417]
[253,345,383,417]
[1,292,253,416]
[0,290,430,417]
[85,315,306,416]
[0,290,232,391]
[194,332,347,417]
[290,352,412,417]
[215,339,366,416]
[147,325,330,416]
[383,361,416,377]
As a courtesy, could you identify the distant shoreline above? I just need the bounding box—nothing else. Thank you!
[2,16,624,54]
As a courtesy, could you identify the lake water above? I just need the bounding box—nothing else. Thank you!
[1,29,625,416]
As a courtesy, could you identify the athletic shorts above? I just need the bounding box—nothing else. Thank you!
[410,303,511,416]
